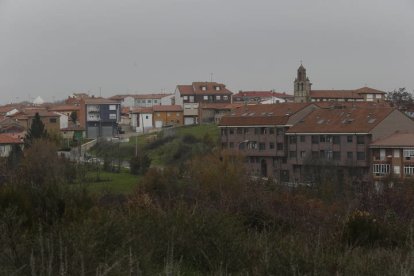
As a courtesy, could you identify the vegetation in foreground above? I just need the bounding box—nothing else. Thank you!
[2,123,414,274]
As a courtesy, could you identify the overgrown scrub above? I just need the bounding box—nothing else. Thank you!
[4,143,414,274]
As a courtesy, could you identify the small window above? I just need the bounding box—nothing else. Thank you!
[333,151,341,160]
[145,116,149,119]
[109,105,116,110]
[312,136,319,144]
[289,151,296,159]
[189,96,194,103]
[215,86,221,91]
[357,151,366,160]
[201,86,207,91]
[223,95,229,100]
[357,136,365,144]
[203,96,208,100]
[289,136,297,144]
[300,136,305,142]
[347,152,353,160]
[347,135,353,143]
[259,143,266,150]
[269,128,275,134]
[277,143,283,150]
[109,114,117,120]
[300,151,306,158]
[237,128,243,134]
[154,100,158,103]
[269,142,275,149]
[49,118,57,123]
[333,136,340,144]
[229,128,234,135]
[216,95,221,100]
[183,96,188,100]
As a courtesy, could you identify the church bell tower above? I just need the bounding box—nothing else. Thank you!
[294,64,312,103]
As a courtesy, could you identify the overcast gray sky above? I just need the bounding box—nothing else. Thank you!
[1,0,413,104]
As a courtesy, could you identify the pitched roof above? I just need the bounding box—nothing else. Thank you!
[370,132,414,148]
[48,105,80,112]
[200,103,243,110]
[233,91,293,99]
[152,105,182,112]
[0,106,19,114]
[286,107,395,134]
[84,98,120,105]
[110,93,172,100]
[177,82,232,96]
[130,107,153,114]
[0,134,23,144]
[314,101,392,109]
[309,86,385,99]
[219,103,312,126]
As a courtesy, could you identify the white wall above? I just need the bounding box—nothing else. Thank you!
[122,96,135,107]
[174,88,184,107]
[131,113,153,133]
[55,112,69,129]
[161,94,174,105]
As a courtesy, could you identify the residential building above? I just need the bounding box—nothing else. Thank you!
[293,64,386,103]
[175,82,233,125]
[79,98,121,138]
[370,132,414,183]
[110,93,174,108]
[219,103,318,178]
[130,107,153,133]
[0,134,23,157]
[199,103,243,124]
[219,103,414,184]
[153,105,183,128]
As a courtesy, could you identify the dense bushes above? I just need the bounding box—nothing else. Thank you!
[3,139,414,274]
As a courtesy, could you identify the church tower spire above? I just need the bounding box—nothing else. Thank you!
[294,64,312,103]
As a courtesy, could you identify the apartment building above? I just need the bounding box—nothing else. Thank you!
[219,102,414,184]
[79,98,121,138]
[370,133,414,183]
[175,82,233,125]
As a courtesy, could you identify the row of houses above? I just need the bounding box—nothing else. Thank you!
[219,101,414,186]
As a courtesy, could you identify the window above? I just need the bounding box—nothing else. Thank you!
[237,128,243,134]
[154,100,158,103]
[276,128,284,135]
[201,86,207,91]
[357,136,365,144]
[320,135,326,143]
[300,151,306,158]
[254,128,260,135]
[229,128,234,135]
[289,151,296,159]
[405,166,414,176]
[183,96,188,100]
[333,136,340,144]
[109,114,117,120]
[223,95,229,100]
[189,96,194,103]
[49,118,57,123]
[215,86,221,91]
[394,149,400,158]
[373,164,390,175]
[248,141,258,150]
[147,100,152,103]
[145,115,149,119]
[333,151,341,160]
[277,143,283,150]
[300,136,305,142]
[357,151,366,160]
[347,135,353,143]
[221,129,227,135]
[326,150,333,159]
[394,165,401,175]
[312,136,319,144]
[216,95,221,100]
[260,128,267,134]
[243,128,249,134]
[347,152,353,160]
[403,149,414,160]
[109,105,116,110]
[269,128,275,134]
[289,136,297,144]
[203,95,208,100]
[269,142,275,149]
[320,150,325,158]
[259,143,266,150]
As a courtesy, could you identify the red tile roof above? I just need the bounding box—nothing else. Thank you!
[219,103,312,126]
[84,98,121,105]
[309,86,385,99]
[370,132,414,148]
[110,93,172,100]
[286,107,394,134]
[355,86,386,94]
[130,107,153,114]
[200,103,243,110]
[233,91,293,99]
[0,134,23,144]
[152,105,183,112]
[177,82,233,96]
[48,105,80,112]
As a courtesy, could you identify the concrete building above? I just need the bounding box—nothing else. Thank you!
[130,107,153,133]
[0,134,23,157]
[153,105,183,128]
[232,91,293,105]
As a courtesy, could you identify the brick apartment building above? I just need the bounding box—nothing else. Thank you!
[219,103,414,184]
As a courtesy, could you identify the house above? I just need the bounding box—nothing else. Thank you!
[153,105,183,128]
[130,107,153,133]
[0,105,20,117]
[232,91,293,104]
[0,134,23,157]
[60,126,86,141]
[370,132,414,184]
[79,98,121,138]
[0,117,26,135]
[199,103,243,124]
[293,64,386,103]
[110,93,174,108]
[175,82,233,125]
[9,110,60,133]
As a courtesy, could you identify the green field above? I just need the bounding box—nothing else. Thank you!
[81,170,141,194]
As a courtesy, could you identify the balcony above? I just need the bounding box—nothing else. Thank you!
[87,115,101,121]
[87,105,100,113]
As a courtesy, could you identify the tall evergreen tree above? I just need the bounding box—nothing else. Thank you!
[24,112,48,147]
